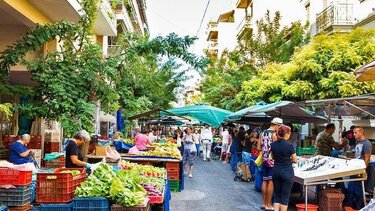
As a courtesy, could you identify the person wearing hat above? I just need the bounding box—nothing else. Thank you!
[66,130,92,168]
[258,117,283,211]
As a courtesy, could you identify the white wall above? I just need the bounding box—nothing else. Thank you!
[217,22,236,56]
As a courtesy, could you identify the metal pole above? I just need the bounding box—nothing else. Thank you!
[305,185,308,211]
[362,180,367,207]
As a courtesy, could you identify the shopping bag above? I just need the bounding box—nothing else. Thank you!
[105,146,121,161]
[254,152,263,166]
[190,143,197,153]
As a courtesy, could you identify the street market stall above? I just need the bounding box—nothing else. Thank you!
[294,156,367,211]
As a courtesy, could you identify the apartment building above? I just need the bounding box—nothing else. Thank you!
[206,0,306,58]
[302,0,375,36]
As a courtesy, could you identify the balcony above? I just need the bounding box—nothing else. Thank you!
[94,0,117,36]
[316,2,354,34]
[206,40,218,56]
[237,16,252,40]
[207,22,218,40]
[236,0,252,9]
[111,1,135,32]
[107,45,122,55]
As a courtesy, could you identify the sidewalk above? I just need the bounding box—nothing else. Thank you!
[170,159,263,211]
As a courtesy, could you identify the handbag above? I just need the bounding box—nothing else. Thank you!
[190,143,197,153]
[254,152,263,166]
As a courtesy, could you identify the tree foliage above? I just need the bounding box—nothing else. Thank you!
[238,28,375,106]
[201,11,309,110]
[0,0,207,136]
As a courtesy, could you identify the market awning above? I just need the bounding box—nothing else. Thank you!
[127,108,191,121]
[354,60,375,82]
[167,104,233,128]
[297,93,375,117]
[229,101,327,123]
[100,111,116,123]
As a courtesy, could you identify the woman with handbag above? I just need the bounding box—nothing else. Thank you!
[182,127,196,178]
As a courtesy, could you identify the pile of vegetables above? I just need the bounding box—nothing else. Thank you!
[122,138,134,145]
[60,170,81,176]
[75,163,147,207]
[142,143,181,159]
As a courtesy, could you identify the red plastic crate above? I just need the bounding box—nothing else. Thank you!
[7,203,31,211]
[44,156,65,168]
[148,187,164,204]
[0,168,32,186]
[167,170,179,180]
[44,142,60,153]
[36,168,86,203]
[165,162,179,171]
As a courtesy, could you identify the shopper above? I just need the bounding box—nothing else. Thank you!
[242,128,253,169]
[345,127,372,210]
[65,130,92,168]
[221,127,229,161]
[230,127,245,172]
[200,125,213,161]
[224,128,234,164]
[135,130,152,151]
[342,125,356,150]
[315,123,348,156]
[259,117,283,211]
[271,125,298,211]
[286,124,300,150]
[193,129,201,158]
[9,134,34,165]
[182,127,195,178]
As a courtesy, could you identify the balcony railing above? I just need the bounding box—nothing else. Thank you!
[316,2,354,34]
[107,45,122,55]
[208,40,218,49]
[237,15,252,37]
[207,22,218,32]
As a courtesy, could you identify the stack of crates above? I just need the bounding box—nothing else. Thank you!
[36,168,86,204]
[44,130,61,155]
[32,202,73,211]
[44,142,60,154]
[28,135,42,149]
[318,188,345,211]
[2,135,19,149]
[166,162,180,192]
[44,156,65,169]
[72,197,109,211]
[0,167,33,210]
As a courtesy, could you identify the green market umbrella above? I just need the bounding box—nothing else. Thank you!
[167,104,232,128]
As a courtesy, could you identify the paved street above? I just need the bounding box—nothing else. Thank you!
[170,158,263,211]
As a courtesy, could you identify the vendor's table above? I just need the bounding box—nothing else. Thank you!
[294,156,367,211]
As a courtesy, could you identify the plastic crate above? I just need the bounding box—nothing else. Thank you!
[7,203,31,211]
[44,142,60,153]
[148,187,164,204]
[0,168,32,186]
[110,200,150,211]
[44,156,65,169]
[0,185,31,206]
[72,197,109,211]
[165,162,179,171]
[0,205,7,211]
[167,171,179,180]
[30,181,37,203]
[36,168,86,203]
[318,188,344,211]
[32,202,73,211]
[169,180,180,192]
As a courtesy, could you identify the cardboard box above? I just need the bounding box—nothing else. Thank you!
[31,149,42,166]
[94,146,115,156]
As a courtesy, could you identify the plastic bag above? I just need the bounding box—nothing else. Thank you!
[190,144,197,153]
[254,152,263,166]
[105,146,121,161]
[128,146,141,155]
[177,137,182,147]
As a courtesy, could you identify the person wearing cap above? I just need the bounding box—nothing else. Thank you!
[9,134,34,165]
[258,117,283,211]
[66,130,92,168]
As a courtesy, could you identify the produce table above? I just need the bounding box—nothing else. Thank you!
[121,155,184,192]
[294,155,367,211]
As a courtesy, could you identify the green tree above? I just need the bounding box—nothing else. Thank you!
[238,28,375,105]
[0,0,207,136]
[201,11,309,110]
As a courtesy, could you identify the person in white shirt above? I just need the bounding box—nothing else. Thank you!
[200,125,213,161]
[193,129,201,158]
[148,130,158,142]
[221,127,229,161]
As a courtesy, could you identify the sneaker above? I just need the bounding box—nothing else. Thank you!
[207,158,211,161]
[188,173,192,178]
[223,161,227,164]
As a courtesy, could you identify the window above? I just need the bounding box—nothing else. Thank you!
[305,2,310,22]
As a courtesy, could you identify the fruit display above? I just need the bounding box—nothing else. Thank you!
[119,161,166,178]
[122,138,134,145]
[142,143,181,159]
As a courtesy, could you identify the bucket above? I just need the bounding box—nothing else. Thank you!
[296,204,319,211]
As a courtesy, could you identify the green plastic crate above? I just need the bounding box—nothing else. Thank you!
[169,180,180,192]
[296,146,316,155]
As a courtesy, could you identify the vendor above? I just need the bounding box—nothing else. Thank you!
[9,134,34,164]
[345,127,372,210]
[66,130,91,169]
[135,130,152,150]
[316,123,348,156]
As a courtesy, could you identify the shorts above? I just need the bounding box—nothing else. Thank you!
[221,142,228,153]
[262,165,273,181]
[182,148,195,166]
